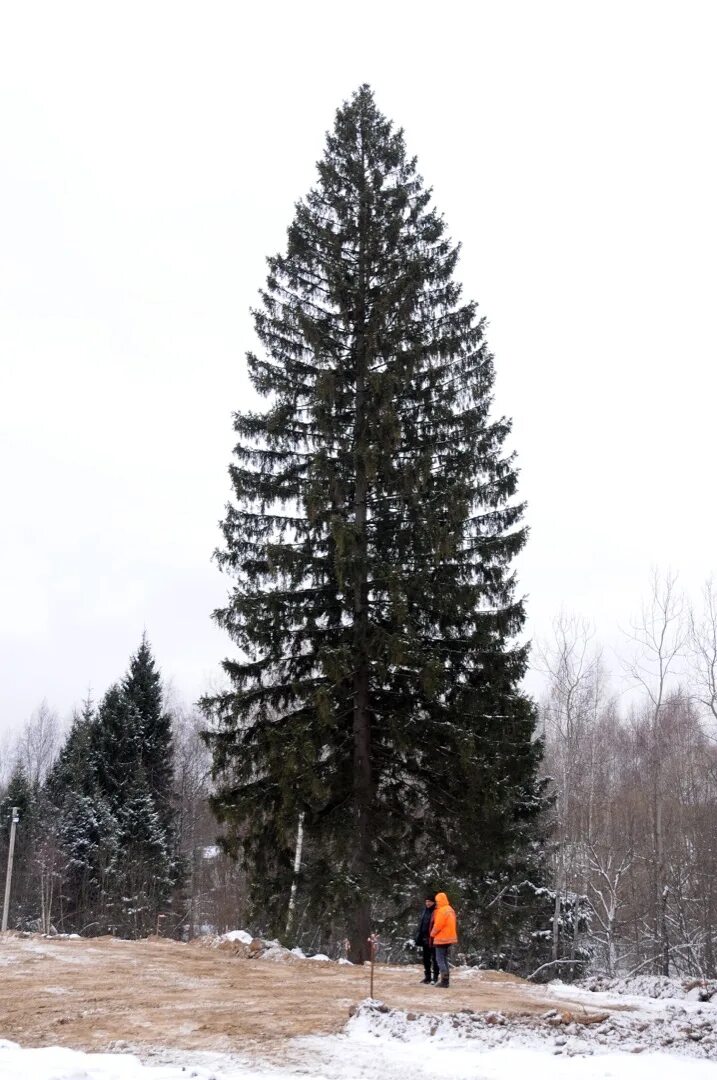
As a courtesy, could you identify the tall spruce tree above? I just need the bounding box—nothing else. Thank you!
[204,85,544,961]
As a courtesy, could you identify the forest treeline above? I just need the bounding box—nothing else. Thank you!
[0,637,243,941]
[539,572,717,981]
[2,572,716,978]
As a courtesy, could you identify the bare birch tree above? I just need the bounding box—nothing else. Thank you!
[539,612,605,966]
[623,569,687,976]
[688,578,717,730]
[16,701,61,787]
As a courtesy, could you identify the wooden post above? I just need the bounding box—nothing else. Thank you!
[2,807,20,932]
[368,932,379,999]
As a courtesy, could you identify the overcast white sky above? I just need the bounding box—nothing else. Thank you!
[1,1,716,737]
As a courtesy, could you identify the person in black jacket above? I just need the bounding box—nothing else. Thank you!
[414,896,438,984]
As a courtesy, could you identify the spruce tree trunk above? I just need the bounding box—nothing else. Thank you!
[349,388,372,962]
[349,129,373,965]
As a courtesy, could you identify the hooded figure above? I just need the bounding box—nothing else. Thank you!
[431,892,458,987]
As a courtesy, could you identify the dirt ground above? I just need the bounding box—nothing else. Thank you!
[0,933,611,1058]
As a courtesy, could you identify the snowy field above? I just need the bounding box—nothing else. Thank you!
[3,1032,717,1080]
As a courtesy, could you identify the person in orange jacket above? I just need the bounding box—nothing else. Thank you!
[430,891,458,988]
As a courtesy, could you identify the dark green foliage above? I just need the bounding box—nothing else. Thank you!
[1,762,35,827]
[90,686,143,810]
[450,861,591,979]
[112,775,175,935]
[203,85,545,961]
[47,696,96,802]
[45,698,114,928]
[45,639,180,936]
[56,789,119,930]
[123,634,176,833]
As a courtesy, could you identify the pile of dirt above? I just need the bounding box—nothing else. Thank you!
[190,930,333,963]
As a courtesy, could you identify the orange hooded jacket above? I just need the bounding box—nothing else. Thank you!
[431,892,458,945]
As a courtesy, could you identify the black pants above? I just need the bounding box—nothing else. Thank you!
[422,944,439,981]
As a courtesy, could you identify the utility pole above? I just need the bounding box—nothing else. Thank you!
[2,807,20,932]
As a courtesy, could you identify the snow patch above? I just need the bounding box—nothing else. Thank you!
[257,941,296,962]
[548,977,717,1017]
[3,1036,717,1080]
[573,974,717,1002]
[12,940,95,963]
[334,998,717,1061]
[220,930,253,945]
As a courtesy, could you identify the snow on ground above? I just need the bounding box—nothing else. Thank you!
[3,955,717,1079]
[548,975,717,1017]
[331,998,717,1060]
[4,984,717,1080]
[578,974,717,1000]
[220,930,254,945]
[306,1027,717,1080]
[2,1035,717,1080]
[5,939,98,963]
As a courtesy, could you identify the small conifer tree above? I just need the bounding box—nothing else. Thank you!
[47,640,179,935]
